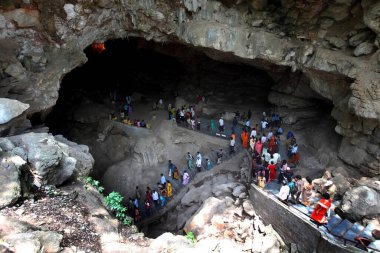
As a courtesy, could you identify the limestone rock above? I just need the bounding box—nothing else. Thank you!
[0,153,22,208]
[181,185,212,206]
[325,36,346,49]
[268,92,315,109]
[362,0,380,34]
[353,42,375,56]
[261,234,281,253]
[32,231,63,253]
[349,31,372,47]
[341,186,380,221]
[0,137,15,151]
[0,98,29,125]
[242,200,256,217]
[0,215,32,237]
[184,197,227,236]
[4,233,41,253]
[9,133,76,186]
[232,185,246,198]
[4,62,27,80]
[54,135,94,177]
[3,9,40,28]
[149,232,192,252]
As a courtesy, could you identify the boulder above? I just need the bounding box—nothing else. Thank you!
[0,214,32,237]
[31,231,63,253]
[9,133,76,186]
[181,185,212,206]
[54,135,94,177]
[232,185,246,198]
[149,232,192,252]
[261,234,281,253]
[349,31,372,47]
[0,98,29,124]
[354,42,375,56]
[0,153,23,208]
[184,197,227,236]
[341,186,380,221]
[325,36,346,49]
[4,233,41,253]
[242,200,256,217]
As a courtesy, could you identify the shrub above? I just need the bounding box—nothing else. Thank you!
[185,231,196,245]
[105,191,131,226]
[85,177,104,193]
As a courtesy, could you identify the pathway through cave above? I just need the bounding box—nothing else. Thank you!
[44,36,343,237]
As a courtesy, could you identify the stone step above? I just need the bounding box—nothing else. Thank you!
[343,223,365,242]
[359,223,375,240]
[327,214,343,231]
[331,219,354,237]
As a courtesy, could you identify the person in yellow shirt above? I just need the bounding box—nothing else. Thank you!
[166,181,173,198]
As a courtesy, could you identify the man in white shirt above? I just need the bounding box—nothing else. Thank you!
[229,137,235,155]
[277,180,290,201]
[160,173,166,185]
[219,117,224,132]
[250,128,257,138]
[261,120,268,133]
[196,157,202,172]
[261,134,267,143]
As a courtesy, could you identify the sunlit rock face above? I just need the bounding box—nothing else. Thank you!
[0,0,379,175]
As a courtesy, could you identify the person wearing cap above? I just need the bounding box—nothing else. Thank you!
[323,180,337,200]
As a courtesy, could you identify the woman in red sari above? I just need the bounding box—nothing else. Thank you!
[267,161,277,182]
[241,130,249,149]
[311,193,332,224]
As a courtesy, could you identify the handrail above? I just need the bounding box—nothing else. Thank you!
[263,187,380,252]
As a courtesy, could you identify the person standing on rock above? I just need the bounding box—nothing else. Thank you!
[210,119,216,134]
[230,136,236,155]
[167,181,173,198]
[218,116,224,133]
[196,155,202,172]
[168,160,175,177]
[160,173,166,185]
[152,190,159,209]
[217,149,224,164]
[206,158,213,170]
[241,129,249,149]
[183,170,190,185]
[186,152,194,170]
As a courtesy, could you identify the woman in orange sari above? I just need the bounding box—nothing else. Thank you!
[241,130,249,149]
[268,136,276,154]
[311,193,332,224]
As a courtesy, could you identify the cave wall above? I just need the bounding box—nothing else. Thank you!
[0,0,379,175]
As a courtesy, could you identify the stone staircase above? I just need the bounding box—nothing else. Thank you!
[137,118,245,226]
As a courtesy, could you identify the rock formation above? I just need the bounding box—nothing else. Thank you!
[0,0,378,176]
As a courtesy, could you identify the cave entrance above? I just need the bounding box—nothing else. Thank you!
[45,36,343,238]
[45,37,276,179]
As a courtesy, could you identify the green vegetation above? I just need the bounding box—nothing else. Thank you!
[85,177,104,193]
[185,231,196,245]
[83,177,131,226]
[104,191,130,225]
